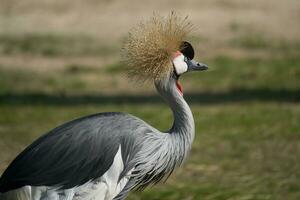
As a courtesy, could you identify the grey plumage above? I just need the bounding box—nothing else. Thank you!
[0,113,147,191]
[0,73,196,200]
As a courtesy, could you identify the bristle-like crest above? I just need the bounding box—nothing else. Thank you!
[122,12,193,82]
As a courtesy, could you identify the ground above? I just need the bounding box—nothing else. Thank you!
[0,0,300,199]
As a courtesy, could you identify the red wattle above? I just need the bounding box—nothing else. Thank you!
[176,81,183,96]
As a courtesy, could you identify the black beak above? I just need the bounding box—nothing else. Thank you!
[186,59,208,71]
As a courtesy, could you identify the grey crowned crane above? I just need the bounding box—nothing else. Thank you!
[0,13,208,200]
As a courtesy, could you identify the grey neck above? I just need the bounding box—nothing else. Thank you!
[155,75,195,158]
[126,75,196,190]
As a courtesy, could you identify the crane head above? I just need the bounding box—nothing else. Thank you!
[171,41,208,95]
[173,41,208,76]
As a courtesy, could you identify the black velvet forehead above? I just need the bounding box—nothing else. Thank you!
[180,41,194,59]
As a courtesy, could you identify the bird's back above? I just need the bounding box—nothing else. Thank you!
[0,112,153,199]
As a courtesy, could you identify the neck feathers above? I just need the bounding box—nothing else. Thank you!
[155,76,195,162]
[130,76,195,190]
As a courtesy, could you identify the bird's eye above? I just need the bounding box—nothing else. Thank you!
[184,56,189,63]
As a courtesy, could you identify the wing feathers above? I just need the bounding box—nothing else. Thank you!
[0,112,147,193]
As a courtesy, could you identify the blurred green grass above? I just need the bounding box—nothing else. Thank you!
[0,29,300,200]
[0,33,118,56]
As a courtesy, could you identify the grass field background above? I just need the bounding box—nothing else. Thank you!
[0,0,299,199]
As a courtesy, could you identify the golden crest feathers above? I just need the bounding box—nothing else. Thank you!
[122,12,193,81]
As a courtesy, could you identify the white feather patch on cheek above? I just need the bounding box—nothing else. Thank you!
[173,54,188,75]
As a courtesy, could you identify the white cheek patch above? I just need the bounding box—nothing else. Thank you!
[173,54,188,75]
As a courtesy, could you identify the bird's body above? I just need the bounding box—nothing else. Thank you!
[0,77,195,200]
[0,113,148,200]
[0,13,207,200]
